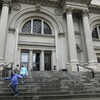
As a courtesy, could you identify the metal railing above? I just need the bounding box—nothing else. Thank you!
[0,62,13,77]
[76,64,95,78]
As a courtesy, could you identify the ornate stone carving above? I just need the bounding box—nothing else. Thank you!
[64,6,74,14]
[54,8,62,16]
[35,4,41,12]
[83,9,89,14]
[82,9,89,16]
[12,4,21,11]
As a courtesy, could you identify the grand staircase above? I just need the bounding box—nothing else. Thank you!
[0,71,100,100]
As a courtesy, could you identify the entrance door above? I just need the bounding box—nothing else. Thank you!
[44,52,51,71]
[32,52,40,71]
[21,50,29,70]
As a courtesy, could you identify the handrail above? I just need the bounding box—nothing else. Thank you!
[76,64,94,71]
[0,64,4,67]
[0,62,13,77]
[0,62,13,68]
[76,64,95,78]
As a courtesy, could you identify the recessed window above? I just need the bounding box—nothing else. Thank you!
[92,26,100,39]
[22,19,52,34]
[97,57,100,63]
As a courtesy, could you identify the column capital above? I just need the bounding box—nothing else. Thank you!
[29,49,33,51]
[82,9,89,17]
[64,6,74,14]
[2,0,12,7]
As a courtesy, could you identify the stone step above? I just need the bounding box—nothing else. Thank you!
[0,93,99,100]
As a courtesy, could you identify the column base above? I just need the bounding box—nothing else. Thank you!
[70,61,78,71]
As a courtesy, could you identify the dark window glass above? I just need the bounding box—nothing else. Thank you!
[97,57,100,63]
[44,22,52,34]
[33,19,41,33]
[32,52,40,71]
[22,20,31,33]
[44,52,51,71]
[92,27,99,38]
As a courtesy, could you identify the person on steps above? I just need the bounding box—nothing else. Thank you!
[4,70,22,96]
[20,64,28,84]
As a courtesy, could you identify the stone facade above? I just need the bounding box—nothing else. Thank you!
[0,0,100,71]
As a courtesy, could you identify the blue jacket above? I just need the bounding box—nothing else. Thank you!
[20,67,28,75]
[4,74,22,85]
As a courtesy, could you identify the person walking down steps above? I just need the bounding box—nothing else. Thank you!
[20,64,28,84]
[4,70,22,96]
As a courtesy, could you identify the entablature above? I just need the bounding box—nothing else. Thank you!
[89,4,100,14]
[12,0,62,8]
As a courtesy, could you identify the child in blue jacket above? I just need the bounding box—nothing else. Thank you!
[4,70,22,96]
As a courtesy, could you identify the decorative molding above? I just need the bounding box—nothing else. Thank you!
[8,27,15,34]
[35,4,41,12]
[89,5,100,14]
[54,8,62,16]
[12,3,21,11]
[13,0,62,8]
[58,32,65,36]
[62,0,92,5]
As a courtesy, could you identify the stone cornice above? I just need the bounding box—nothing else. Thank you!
[62,0,92,6]
[88,4,100,14]
[13,0,63,8]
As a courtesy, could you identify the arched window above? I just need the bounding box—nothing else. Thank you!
[22,20,31,33]
[21,19,52,34]
[92,26,100,39]
[44,22,52,34]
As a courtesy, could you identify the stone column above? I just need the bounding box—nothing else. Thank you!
[0,0,11,63]
[40,50,44,71]
[82,9,97,65]
[65,7,78,71]
[52,50,56,70]
[29,50,33,71]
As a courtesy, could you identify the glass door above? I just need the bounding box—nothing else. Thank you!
[21,50,29,70]
[44,52,51,71]
[32,52,40,71]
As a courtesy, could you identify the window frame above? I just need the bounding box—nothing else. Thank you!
[20,18,53,35]
[92,25,100,39]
